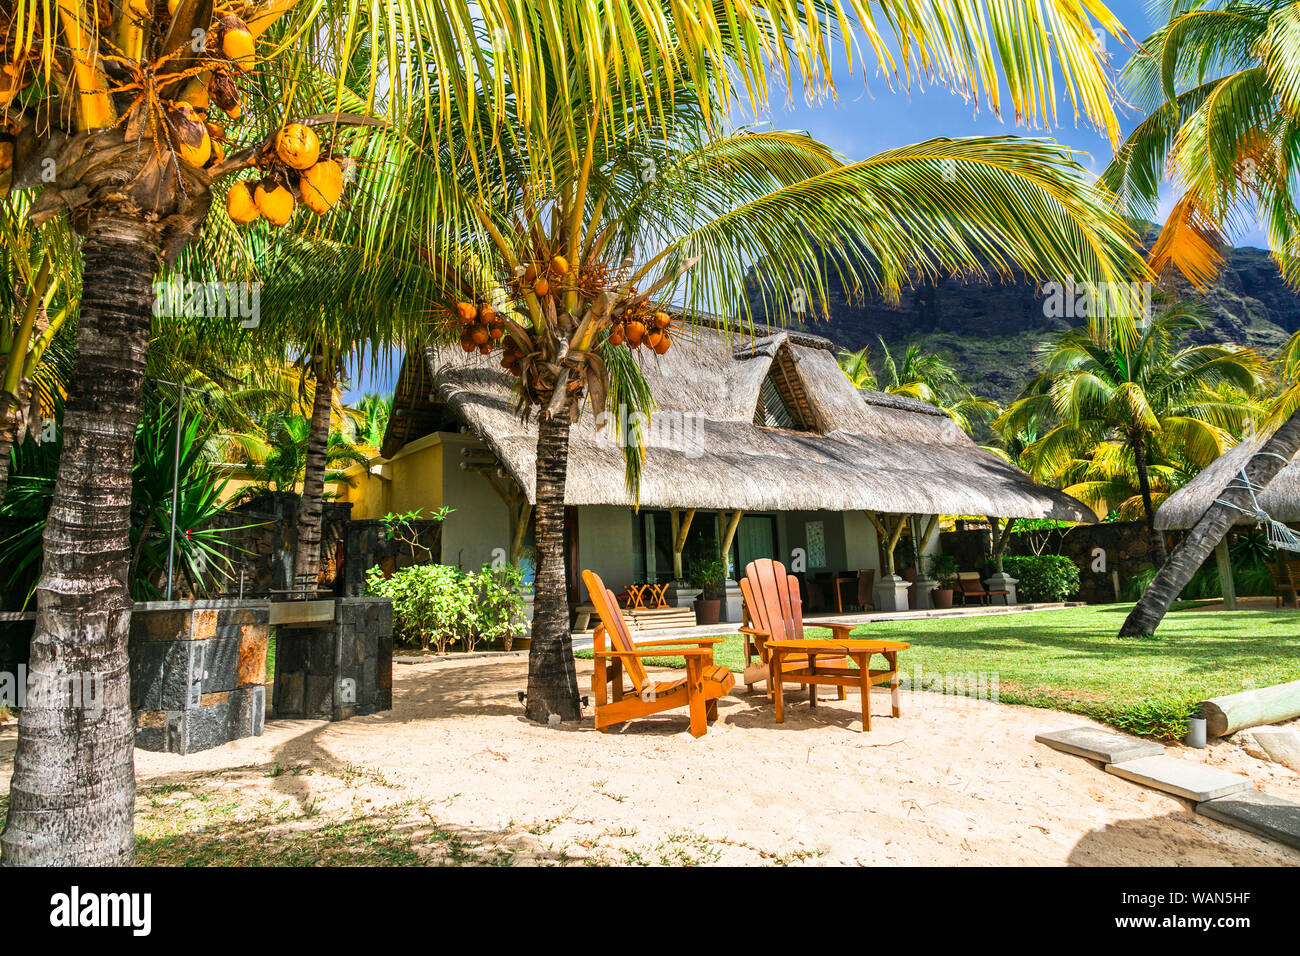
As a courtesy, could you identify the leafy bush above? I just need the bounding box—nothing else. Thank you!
[1001,555,1080,602]
[1107,696,1199,740]
[928,553,959,589]
[1124,531,1277,601]
[365,562,526,653]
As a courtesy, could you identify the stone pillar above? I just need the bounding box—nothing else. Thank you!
[984,571,1018,605]
[874,575,912,613]
[912,577,938,610]
[664,583,702,608]
[722,579,743,622]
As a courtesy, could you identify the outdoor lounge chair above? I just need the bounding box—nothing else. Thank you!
[957,571,1008,605]
[581,569,734,737]
[738,558,851,695]
[1272,561,1300,609]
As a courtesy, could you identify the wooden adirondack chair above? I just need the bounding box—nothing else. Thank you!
[738,558,852,696]
[582,569,735,737]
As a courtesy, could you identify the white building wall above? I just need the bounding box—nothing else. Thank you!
[576,506,637,596]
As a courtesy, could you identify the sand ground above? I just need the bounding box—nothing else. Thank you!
[2,654,1298,865]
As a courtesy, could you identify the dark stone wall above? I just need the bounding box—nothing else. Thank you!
[272,598,393,721]
[341,519,444,597]
[205,492,353,597]
[129,601,271,754]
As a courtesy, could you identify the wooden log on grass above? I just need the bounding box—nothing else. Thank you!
[1200,679,1300,737]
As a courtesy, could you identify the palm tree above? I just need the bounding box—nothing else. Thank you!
[12,0,1056,863]
[997,312,1265,561]
[352,393,392,456]
[837,338,1001,434]
[1102,0,1300,634]
[0,195,78,504]
[405,20,1142,724]
[230,410,368,502]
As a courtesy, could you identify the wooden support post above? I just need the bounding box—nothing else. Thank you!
[987,516,1016,571]
[509,502,533,566]
[670,507,695,579]
[882,515,907,575]
[720,510,744,567]
[1215,537,1237,611]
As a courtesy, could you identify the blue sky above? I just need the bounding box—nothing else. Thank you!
[348,1,1269,401]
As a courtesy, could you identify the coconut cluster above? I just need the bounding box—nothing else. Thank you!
[223,123,352,227]
[456,301,506,357]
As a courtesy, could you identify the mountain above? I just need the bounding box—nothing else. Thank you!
[747,238,1300,407]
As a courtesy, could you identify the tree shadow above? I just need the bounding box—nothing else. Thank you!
[1066,811,1300,866]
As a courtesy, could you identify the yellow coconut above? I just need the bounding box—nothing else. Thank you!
[299,158,343,214]
[275,124,320,170]
[551,254,570,276]
[220,16,256,72]
[177,129,211,167]
[254,182,294,226]
[226,181,260,224]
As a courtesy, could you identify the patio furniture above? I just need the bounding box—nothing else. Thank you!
[766,638,909,732]
[856,569,875,612]
[582,569,734,737]
[738,558,851,695]
[832,573,858,613]
[1272,562,1300,608]
[956,571,1008,605]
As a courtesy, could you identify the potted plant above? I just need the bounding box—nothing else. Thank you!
[691,557,728,626]
[929,554,959,609]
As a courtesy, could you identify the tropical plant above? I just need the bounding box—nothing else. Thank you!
[997,312,1265,560]
[381,507,451,565]
[352,393,392,455]
[1100,0,1300,637]
[690,556,729,601]
[0,0,1137,863]
[1000,555,1081,602]
[229,410,368,503]
[365,563,474,654]
[838,338,1002,433]
[1104,0,1300,288]
[0,193,78,504]
[468,564,528,652]
[929,553,960,590]
[411,19,1141,724]
[0,395,242,605]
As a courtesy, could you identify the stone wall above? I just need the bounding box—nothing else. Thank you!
[340,519,444,597]
[939,520,1183,604]
[205,493,353,597]
[272,598,393,721]
[129,601,271,754]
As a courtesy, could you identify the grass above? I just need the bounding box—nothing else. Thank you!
[576,603,1300,739]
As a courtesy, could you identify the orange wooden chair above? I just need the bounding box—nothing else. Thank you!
[738,558,853,696]
[583,569,735,737]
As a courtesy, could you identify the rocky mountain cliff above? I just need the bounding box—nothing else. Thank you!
[748,241,1300,407]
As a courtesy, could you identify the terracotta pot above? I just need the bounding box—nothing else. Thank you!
[694,598,721,626]
[932,588,954,610]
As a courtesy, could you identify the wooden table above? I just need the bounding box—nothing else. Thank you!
[766,638,910,731]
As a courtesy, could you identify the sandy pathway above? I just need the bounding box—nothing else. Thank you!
[3,655,1297,865]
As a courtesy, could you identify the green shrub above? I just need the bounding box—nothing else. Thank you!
[1107,696,1199,740]
[1001,555,1080,602]
[365,562,527,653]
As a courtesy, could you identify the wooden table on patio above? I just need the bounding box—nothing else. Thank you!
[766,638,910,732]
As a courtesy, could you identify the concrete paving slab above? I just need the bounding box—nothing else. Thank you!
[1105,754,1252,802]
[1035,726,1165,764]
[1197,789,1300,851]
[1249,727,1300,774]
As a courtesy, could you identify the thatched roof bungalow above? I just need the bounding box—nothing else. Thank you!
[343,324,1090,616]
[1156,436,1300,529]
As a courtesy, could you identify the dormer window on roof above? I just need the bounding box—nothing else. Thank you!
[753,345,822,432]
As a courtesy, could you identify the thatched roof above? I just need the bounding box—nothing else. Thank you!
[1156,436,1300,529]
[388,325,1093,521]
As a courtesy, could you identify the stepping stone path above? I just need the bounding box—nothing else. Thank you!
[1197,790,1300,851]
[1037,725,1300,852]
[1104,755,1252,802]
[1035,727,1164,764]
[1247,727,1300,774]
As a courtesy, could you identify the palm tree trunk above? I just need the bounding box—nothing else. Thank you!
[1120,411,1300,636]
[0,215,159,866]
[1132,433,1168,564]
[292,371,333,591]
[525,407,581,724]
[0,409,15,507]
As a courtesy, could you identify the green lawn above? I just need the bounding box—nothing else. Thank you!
[576,604,1300,739]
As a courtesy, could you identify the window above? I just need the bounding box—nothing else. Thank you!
[753,346,821,432]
